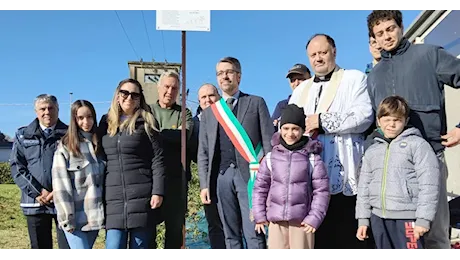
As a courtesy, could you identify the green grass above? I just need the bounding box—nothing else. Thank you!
[0,184,30,248]
[0,162,202,249]
[0,184,106,249]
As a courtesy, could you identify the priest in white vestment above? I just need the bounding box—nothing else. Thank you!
[289,34,374,249]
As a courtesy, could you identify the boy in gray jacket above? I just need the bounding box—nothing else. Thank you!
[355,96,440,249]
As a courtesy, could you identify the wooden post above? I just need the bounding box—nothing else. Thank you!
[156,10,211,250]
[180,30,187,249]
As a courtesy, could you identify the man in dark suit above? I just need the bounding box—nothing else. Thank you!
[197,57,274,249]
[189,83,226,249]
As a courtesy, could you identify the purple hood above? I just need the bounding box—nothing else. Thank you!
[270,132,323,154]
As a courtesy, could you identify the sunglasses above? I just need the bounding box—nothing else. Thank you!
[119,89,141,100]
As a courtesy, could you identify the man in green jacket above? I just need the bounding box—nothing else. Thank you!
[150,70,193,249]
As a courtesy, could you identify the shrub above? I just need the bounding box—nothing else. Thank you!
[0,162,13,184]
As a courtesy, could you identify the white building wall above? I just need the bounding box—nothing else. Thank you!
[417,11,460,197]
[444,84,460,197]
[0,148,12,163]
[405,9,460,242]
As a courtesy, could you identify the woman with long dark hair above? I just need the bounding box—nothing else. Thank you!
[52,100,105,249]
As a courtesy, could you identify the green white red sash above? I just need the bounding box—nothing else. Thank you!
[210,98,264,217]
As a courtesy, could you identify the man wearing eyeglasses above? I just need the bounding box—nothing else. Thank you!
[363,35,383,148]
[198,57,274,249]
[365,36,382,75]
[271,64,311,130]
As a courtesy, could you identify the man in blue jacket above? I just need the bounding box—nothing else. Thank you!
[365,35,382,75]
[10,94,69,249]
[271,63,311,130]
[366,10,460,249]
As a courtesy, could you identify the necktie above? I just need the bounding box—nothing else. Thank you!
[226,97,235,110]
[44,128,52,138]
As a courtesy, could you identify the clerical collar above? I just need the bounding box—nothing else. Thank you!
[313,66,340,83]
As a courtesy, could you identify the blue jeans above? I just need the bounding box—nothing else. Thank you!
[64,230,99,249]
[105,228,152,249]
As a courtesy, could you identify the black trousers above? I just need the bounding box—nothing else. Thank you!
[314,194,370,249]
[163,175,187,249]
[371,214,425,249]
[203,171,225,249]
[26,214,69,249]
[204,201,226,249]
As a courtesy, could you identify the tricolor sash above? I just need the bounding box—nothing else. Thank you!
[297,66,344,139]
[210,98,264,218]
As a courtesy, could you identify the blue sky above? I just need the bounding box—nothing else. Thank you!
[0,10,421,137]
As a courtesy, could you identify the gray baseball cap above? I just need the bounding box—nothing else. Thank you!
[286,63,310,78]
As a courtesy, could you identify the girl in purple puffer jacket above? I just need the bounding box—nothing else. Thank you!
[252,104,330,249]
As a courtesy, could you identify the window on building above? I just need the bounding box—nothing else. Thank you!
[423,10,460,57]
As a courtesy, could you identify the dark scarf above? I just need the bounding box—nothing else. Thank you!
[280,136,309,151]
[79,130,93,141]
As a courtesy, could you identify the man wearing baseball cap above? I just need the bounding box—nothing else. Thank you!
[271,63,311,130]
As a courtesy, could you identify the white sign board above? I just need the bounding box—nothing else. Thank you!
[156,10,210,32]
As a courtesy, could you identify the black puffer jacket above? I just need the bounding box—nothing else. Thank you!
[100,115,165,230]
